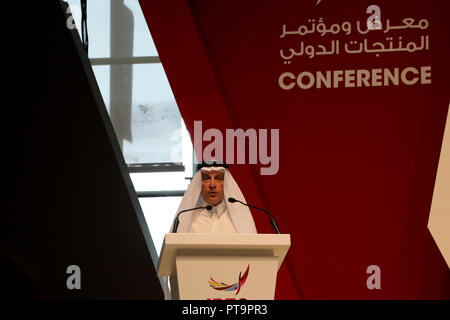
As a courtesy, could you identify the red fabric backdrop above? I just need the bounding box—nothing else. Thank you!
[139,0,450,299]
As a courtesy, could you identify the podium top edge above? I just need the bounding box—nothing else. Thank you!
[164,233,291,246]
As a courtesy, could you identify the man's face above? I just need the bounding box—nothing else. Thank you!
[200,170,225,205]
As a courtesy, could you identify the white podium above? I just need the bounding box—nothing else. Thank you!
[157,233,290,300]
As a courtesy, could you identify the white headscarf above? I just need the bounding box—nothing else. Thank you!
[172,166,257,233]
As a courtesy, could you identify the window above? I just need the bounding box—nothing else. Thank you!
[66,0,193,256]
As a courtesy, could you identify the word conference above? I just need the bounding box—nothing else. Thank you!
[279,66,431,90]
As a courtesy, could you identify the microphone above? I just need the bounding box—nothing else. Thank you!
[172,205,213,233]
[228,197,281,234]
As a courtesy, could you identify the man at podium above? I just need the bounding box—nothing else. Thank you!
[162,162,288,300]
[171,161,257,234]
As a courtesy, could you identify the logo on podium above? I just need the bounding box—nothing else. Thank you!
[207,264,250,295]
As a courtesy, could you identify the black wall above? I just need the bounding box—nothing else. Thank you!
[3,0,163,299]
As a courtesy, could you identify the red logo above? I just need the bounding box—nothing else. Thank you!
[207,265,250,295]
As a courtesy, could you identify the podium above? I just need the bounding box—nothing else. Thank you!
[157,233,290,300]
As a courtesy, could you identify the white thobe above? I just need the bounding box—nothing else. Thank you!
[188,200,237,233]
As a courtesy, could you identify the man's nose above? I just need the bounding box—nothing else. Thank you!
[209,179,217,189]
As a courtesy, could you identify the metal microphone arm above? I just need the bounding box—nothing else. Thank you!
[228,198,281,234]
[172,205,212,233]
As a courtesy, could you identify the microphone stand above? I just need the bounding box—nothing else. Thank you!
[172,205,212,233]
[228,198,281,234]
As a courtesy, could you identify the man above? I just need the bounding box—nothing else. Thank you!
[172,162,257,234]
[164,162,257,299]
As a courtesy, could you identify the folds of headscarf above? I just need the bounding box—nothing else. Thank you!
[172,167,257,233]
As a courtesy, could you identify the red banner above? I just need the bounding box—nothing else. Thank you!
[139,0,450,299]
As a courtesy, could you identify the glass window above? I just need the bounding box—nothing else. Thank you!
[122,63,182,164]
[138,197,183,255]
[66,0,194,263]
[66,0,191,166]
